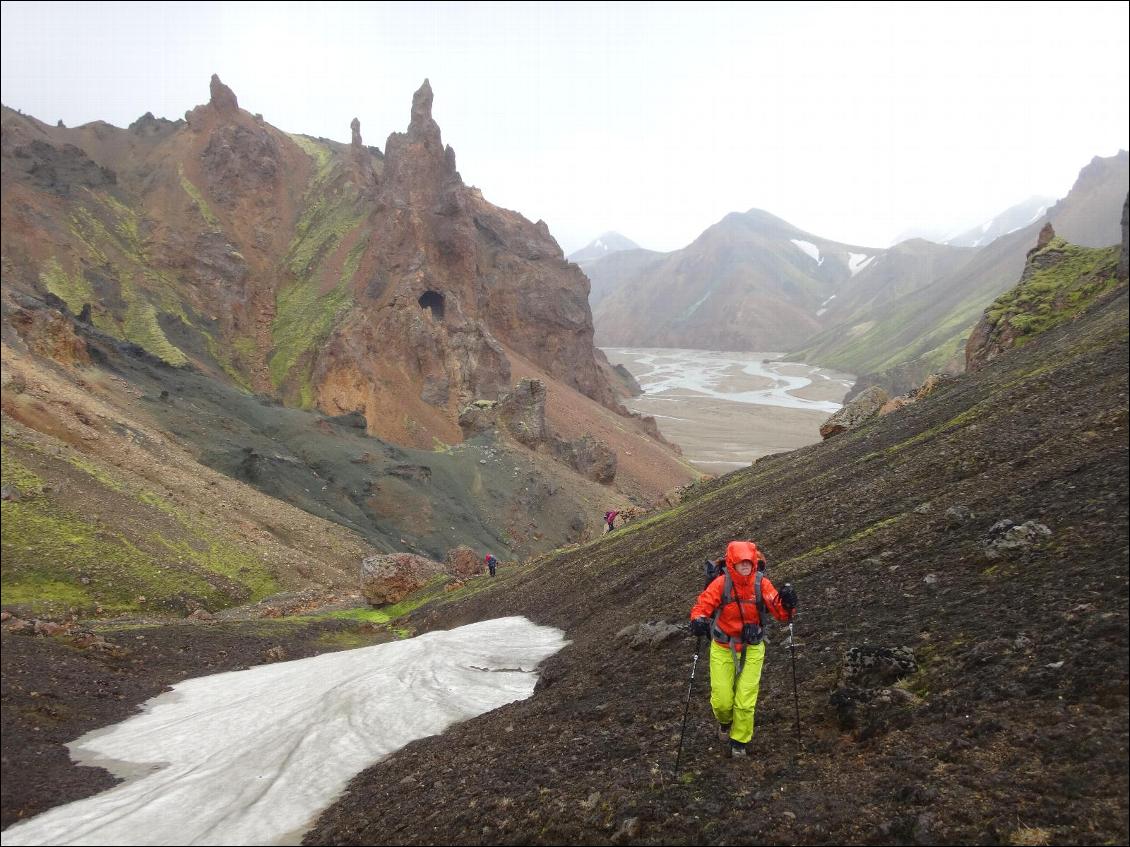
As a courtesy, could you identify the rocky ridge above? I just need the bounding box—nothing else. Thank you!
[1,77,635,454]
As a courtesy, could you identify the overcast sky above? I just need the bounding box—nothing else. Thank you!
[2,1,1128,254]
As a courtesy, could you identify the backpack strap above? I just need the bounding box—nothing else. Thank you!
[708,573,732,643]
[751,570,767,643]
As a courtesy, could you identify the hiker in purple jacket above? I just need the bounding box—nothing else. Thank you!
[604,510,620,535]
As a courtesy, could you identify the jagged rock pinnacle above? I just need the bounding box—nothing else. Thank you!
[411,80,433,124]
[209,74,239,114]
[351,118,362,147]
[408,79,441,145]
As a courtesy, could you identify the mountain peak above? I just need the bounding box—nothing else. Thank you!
[567,232,641,265]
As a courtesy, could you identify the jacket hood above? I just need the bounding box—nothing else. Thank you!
[725,540,761,569]
[724,540,761,589]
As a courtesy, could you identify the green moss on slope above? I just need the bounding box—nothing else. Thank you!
[123,299,188,366]
[39,257,94,314]
[0,441,279,617]
[270,140,367,393]
[178,165,220,229]
[982,239,1122,345]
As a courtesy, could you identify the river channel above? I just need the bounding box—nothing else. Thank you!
[602,348,855,472]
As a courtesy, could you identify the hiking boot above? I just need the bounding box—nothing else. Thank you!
[718,723,731,741]
[729,740,748,759]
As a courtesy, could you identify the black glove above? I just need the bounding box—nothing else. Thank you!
[741,623,762,644]
[689,617,710,637]
[779,583,798,613]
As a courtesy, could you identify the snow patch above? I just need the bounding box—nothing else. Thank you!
[790,239,823,265]
[847,253,873,276]
[2,618,567,847]
[684,291,711,319]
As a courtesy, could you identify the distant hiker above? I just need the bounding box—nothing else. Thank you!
[603,510,620,535]
[484,553,497,577]
[689,540,798,758]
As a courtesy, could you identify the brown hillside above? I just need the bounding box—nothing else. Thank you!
[307,280,1129,844]
[1,232,1125,846]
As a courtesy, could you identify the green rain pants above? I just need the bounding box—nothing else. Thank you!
[708,640,766,744]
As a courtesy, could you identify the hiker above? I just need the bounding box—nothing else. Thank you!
[603,509,620,534]
[484,553,497,577]
[689,540,798,758]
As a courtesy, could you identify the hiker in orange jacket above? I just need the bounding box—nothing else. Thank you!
[689,540,798,758]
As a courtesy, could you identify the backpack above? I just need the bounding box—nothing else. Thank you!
[702,557,724,588]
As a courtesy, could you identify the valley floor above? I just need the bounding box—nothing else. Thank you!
[603,348,853,470]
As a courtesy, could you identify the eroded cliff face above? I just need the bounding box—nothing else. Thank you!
[311,81,616,445]
[1,77,620,450]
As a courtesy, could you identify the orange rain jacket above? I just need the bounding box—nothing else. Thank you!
[690,541,792,648]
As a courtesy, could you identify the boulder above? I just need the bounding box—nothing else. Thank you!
[444,545,483,579]
[820,386,890,439]
[615,621,684,649]
[497,379,548,447]
[360,552,445,606]
[945,505,974,528]
[457,399,498,436]
[913,373,956,401]
[984,519,1052,557]
[838,645,918,688]
[552,434,617,484]
[878,394,914,416]
[829,685,921,739]
[263,645,286,662]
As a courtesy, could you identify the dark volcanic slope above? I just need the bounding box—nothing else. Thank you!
[308,287,1129,845]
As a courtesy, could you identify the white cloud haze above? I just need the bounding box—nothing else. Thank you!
[2,1,1128,253]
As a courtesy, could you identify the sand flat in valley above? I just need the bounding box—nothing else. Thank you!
[603,348,854,471]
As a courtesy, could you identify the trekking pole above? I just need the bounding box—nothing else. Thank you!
[673,635,703,780]
[788,618,801,743]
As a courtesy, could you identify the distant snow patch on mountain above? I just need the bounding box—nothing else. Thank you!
[1024,204,1049,225]
[790,239,823,265]
[685,291,711,318]
[817,293,837,317]
[847,253,874,276]
[567,232,642,265]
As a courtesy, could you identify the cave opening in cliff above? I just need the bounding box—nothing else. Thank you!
[418,291,445,320]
